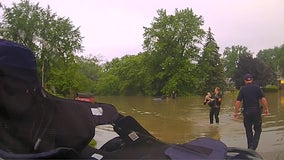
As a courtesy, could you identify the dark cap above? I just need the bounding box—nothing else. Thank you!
[0,39,39,85]
[244,74,253,81]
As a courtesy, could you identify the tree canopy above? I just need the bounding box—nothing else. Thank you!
[257,44,284,82]
[142,8,206,96]
[0,1,280,97]
[231,49,274,89]
[0,0,89,96]
[197,27,225,94]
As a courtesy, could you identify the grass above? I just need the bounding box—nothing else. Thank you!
[262,85,279,92]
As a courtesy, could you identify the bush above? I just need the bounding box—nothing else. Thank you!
[262,85,279,92]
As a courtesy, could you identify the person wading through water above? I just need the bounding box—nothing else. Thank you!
[234,73,270,150]
[203,92,215,124]
[213,87,222,124]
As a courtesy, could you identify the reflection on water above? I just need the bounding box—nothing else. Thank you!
[95,90,284,158]
[281,91,284,107]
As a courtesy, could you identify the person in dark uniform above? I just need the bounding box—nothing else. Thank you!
[234,73,270,150]
[213,87,222,124]
[203,92,215,124]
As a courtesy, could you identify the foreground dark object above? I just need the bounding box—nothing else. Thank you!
[1,108,263,159]
[0,39,263,159]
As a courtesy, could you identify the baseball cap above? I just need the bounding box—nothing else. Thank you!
[244,74,253,81]
[0,39,40,86]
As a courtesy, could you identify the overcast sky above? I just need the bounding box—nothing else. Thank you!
[2,0,284,61]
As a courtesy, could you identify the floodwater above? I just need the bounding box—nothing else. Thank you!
[95,90,284,159]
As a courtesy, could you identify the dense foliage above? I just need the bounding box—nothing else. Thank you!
[142,8,206,96]
[197,27,225,94]
[1,0,282,97]
[257,45,284,84]
[221,45,277,89]
[0,0,87,96]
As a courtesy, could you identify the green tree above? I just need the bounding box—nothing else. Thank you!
[97,54,146,95]
[221,45,256,89]
[75,55,101,93]
[197,27,225,94]
[0,0,83,96]
[257,44,284,81]
[222,45,251,79]
[142,8,206,96]
[232,53,273,89]
[95,74,120,95]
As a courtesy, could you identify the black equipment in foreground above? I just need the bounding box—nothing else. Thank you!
[1,109,263,159]
[88,115,263,160]
[0,39,264,159]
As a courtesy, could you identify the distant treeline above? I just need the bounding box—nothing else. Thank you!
[1,1,283,97]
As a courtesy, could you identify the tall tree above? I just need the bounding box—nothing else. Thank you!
[257,44,284,81]
[142,8,206,96]
[74,55,101,93]
[0,0,83,95]
[97,54,146,95]
[222,45,251,79]
[232,53,273,89]
[197,27,225,94]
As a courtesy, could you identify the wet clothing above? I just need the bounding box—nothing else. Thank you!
[209,107,220,124]
[243,111,262,150]
[210,93,222,124]
[237,83,264,150]
[204,94,221,124]
[203,96,214,107]
[214,93,222,108]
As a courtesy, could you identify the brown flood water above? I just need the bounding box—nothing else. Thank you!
[95,90,284,160]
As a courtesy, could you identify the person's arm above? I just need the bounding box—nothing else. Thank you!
[218,93,222,102]
[203,95,210,104]
[261,97,270,115]
[234,100,241,119]
[203,96,207,104]
[204,95,208,101]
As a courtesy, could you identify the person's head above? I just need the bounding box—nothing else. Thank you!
[244,73,253,84]
[0,39,40,116]
[214,87,220,94]
[205,92,212,99]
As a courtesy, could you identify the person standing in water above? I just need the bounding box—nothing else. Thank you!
[234,74,270,150]
[203,92,215,124]
[213,87,222,124]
